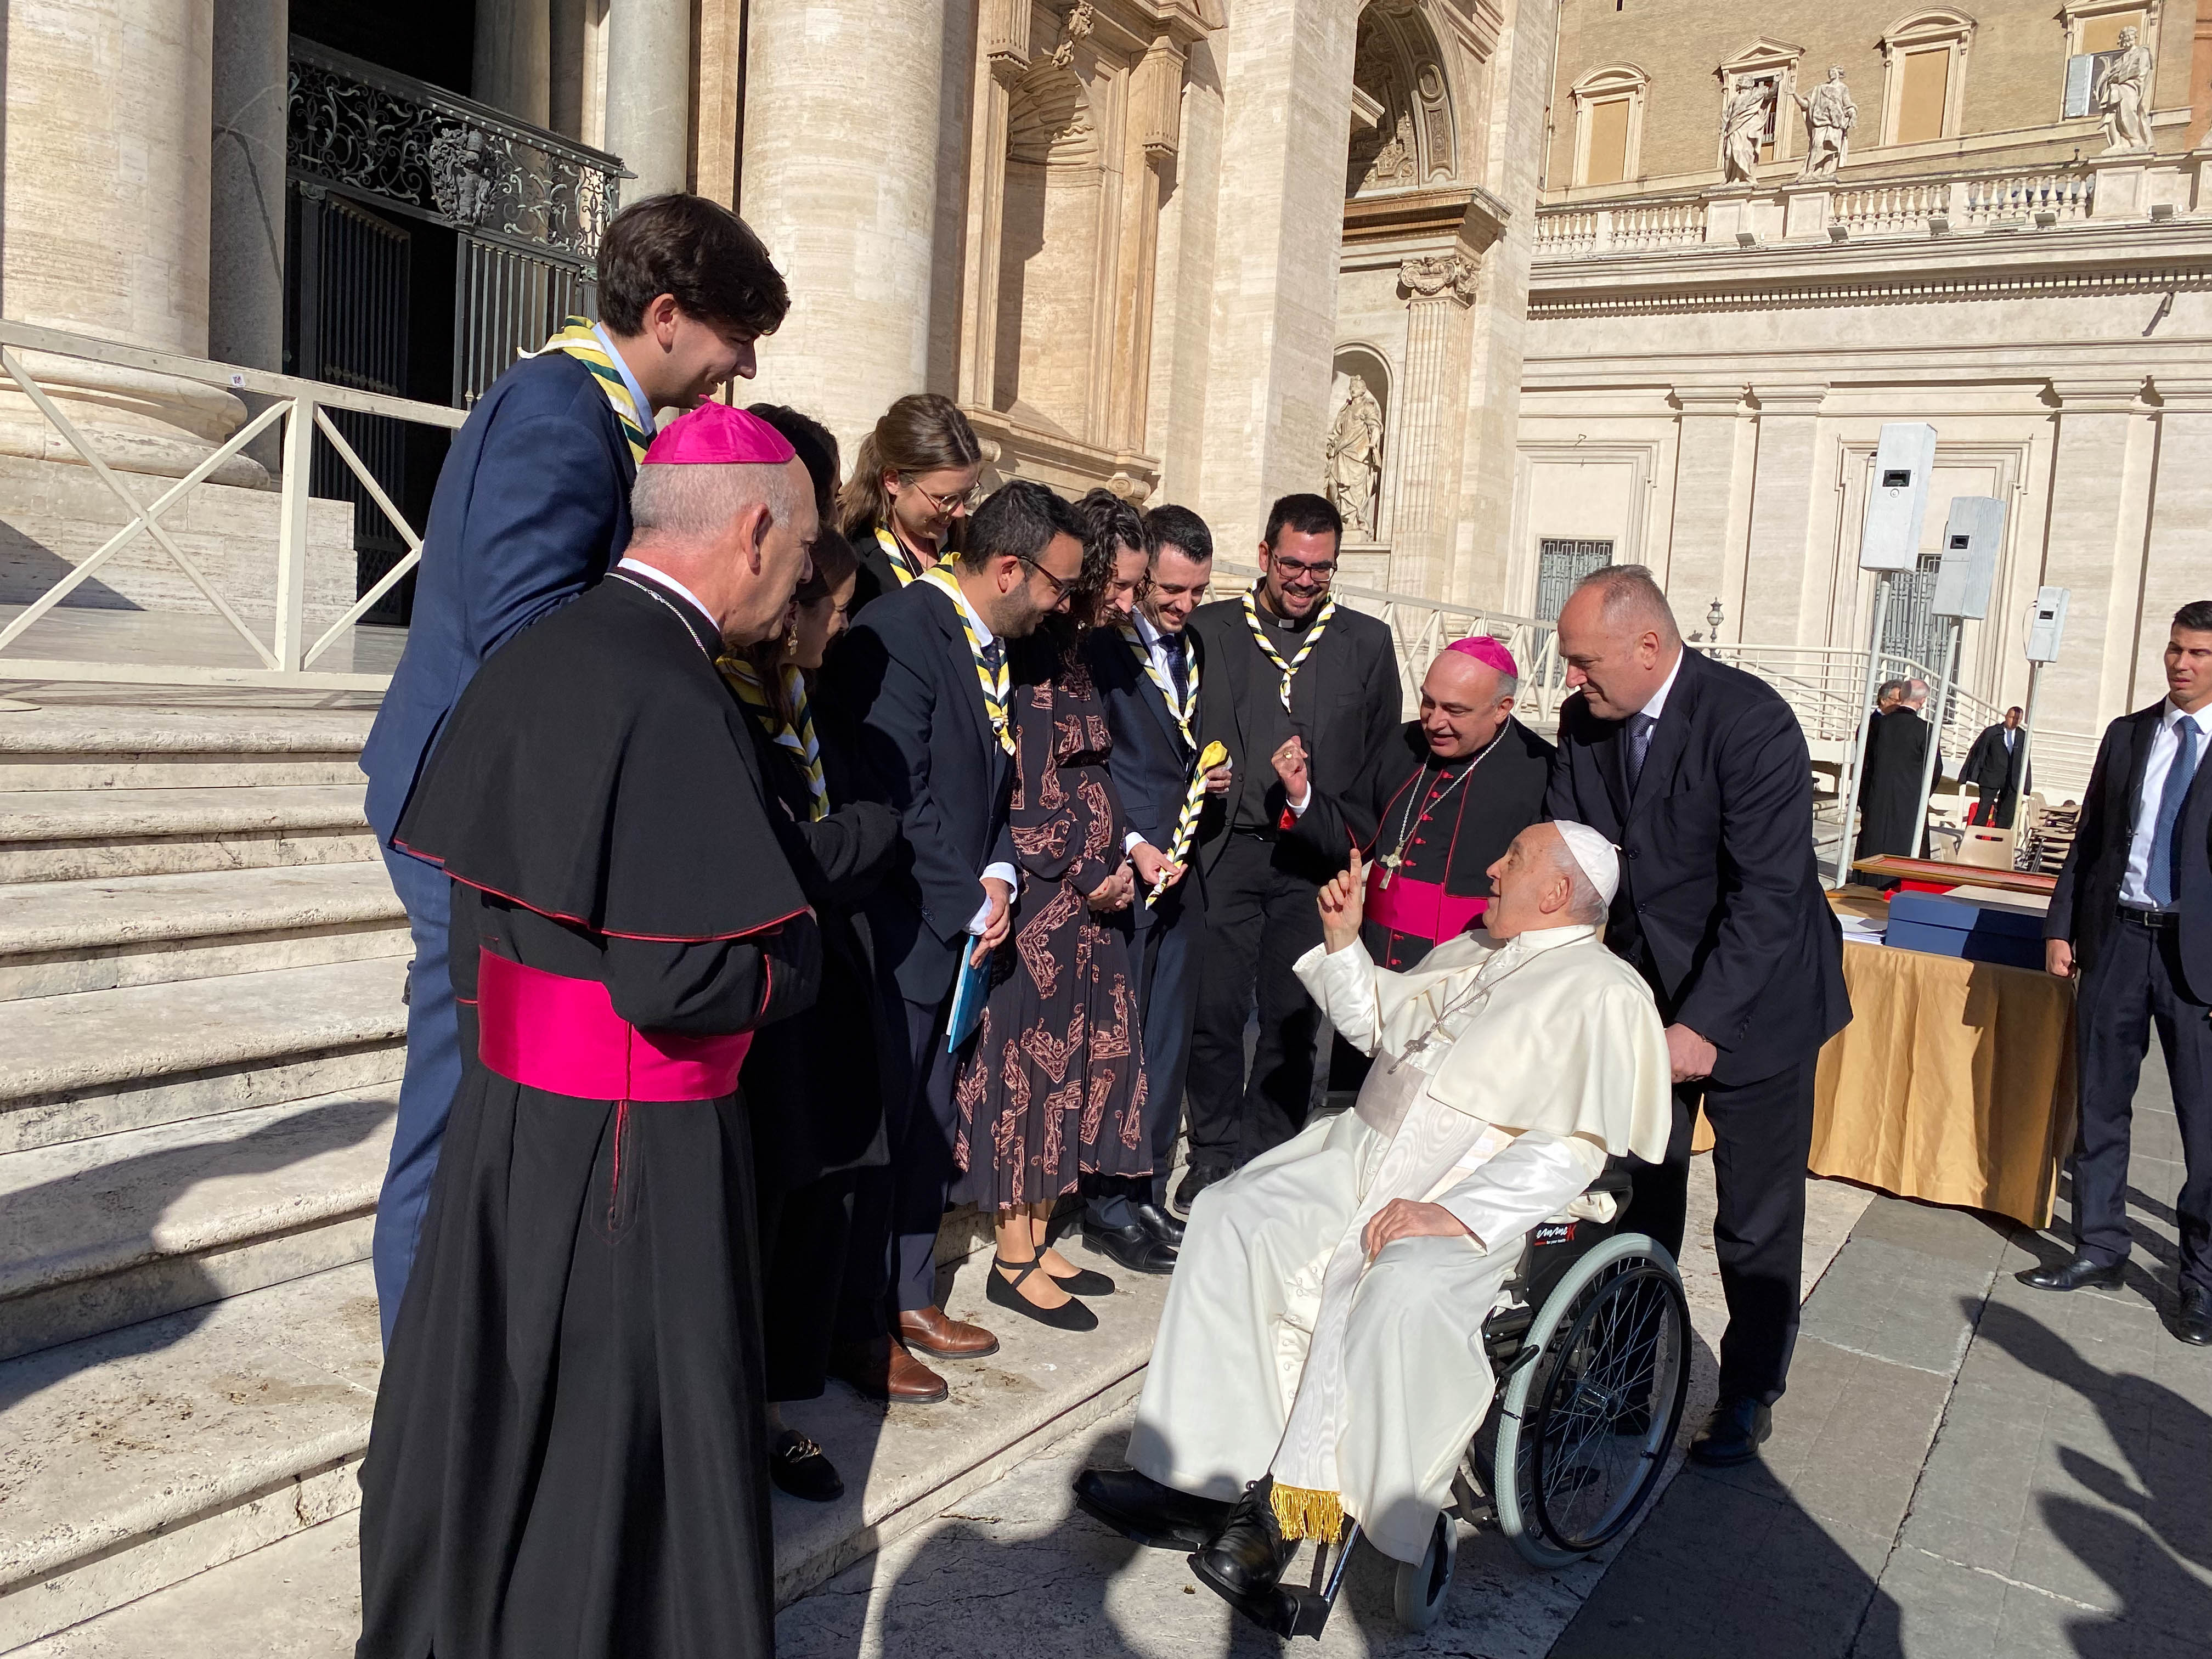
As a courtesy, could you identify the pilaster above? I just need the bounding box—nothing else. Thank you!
[2042,376,2157,730]
[1664,386,1752,640]
[1391,255,1479,598]
[1740,386,1828,645]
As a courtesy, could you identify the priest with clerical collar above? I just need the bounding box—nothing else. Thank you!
[1075,820,1670,1600]
[1282,636,1553,971]
[358,403,823,1659]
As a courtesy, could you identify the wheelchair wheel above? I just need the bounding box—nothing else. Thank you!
[1391,1511,1456,1630]
[1491,1233,1689,1571]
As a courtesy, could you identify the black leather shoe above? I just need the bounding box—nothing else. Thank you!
[1083,1217,1178,1276]
[1132,1200,1186,1249]
[1073,1467,1231,1551]
[768,1430,844,1503]
[2017,1255,2128,1294]
[1171,1164,1231,1220]
[1688,1398,1772,1468]
[2175,1283,2212,1346]
[1189,1477,1294,1602]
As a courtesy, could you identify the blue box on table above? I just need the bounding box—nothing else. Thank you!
[1883,891,2046,970]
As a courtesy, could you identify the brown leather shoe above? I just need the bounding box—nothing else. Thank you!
[894,1304,1000,1359]
[827,1336,949,1404]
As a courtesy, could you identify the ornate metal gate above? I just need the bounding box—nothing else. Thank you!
[1536,538,1613,621]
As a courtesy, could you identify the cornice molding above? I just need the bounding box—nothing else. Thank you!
[1531,261,2212,319]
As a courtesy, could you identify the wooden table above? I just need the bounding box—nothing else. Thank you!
[1850,856,2058,899]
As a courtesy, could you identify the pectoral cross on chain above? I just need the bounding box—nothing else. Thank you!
[1378,852,1402,889]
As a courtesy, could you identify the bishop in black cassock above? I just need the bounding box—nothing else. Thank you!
[356,405,823,1659]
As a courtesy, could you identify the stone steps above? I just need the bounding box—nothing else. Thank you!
[0,956,407,1154]
[0,1087,396,1363]
[0,1265,379,1653]
[0,864,407,1000]
[0,788,375,884]
[0,708,376,793]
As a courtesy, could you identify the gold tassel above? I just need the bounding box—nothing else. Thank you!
[1268,1482,1346,1543]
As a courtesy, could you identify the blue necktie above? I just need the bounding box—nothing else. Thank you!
[1165,633,1189,707]
[1625,712,1657,793]
[2147,716,2199,910]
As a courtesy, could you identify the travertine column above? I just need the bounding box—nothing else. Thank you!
[0,0,258,482]
[1193,0,1361,558]
[210,0,287,374]
[1663,386,1752,639]
[954,0,1032,414]
[1391,255,1480,598]
[1147,47,1224,505]
[1739,385,1827,644]
[2042,378,2158,729]
[603,0,691,198]
[741,0,955,452]
[2140,379,2212,704]
[475,0,553,127]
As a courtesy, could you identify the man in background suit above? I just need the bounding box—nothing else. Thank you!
[1178,494,1400,1211]
[1081,504,1232,1272]
[825,482,1086,1400]
[2032,602,2212,1345]
[356,194,788,1340]
[1548,565,1850,1465]
[1854,676,1939,884]
[1963,706,2030,827]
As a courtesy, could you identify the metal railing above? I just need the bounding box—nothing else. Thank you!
[0,319,467,690]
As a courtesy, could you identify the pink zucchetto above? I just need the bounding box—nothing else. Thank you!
[1444,634,1519,680]
[641,402,798,467]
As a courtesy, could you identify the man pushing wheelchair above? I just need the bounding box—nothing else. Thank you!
[1075,821,1675,1633]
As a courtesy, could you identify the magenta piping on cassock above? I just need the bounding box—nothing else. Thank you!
[475,949,752,1101]
[1363,865,1487,944]
[388,840,810,941]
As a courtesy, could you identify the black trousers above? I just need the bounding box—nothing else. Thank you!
[840,973,963,1336]
[2071,912,2212,1290]
[756,1170,856,1401]
[1089,876,1207,1217]
[1621,1058,1815,1406]
[1186,832,1326,1173]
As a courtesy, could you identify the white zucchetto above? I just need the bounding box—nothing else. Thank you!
[1553,820,1622,907]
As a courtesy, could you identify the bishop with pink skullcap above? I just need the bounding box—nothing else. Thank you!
[1280,622,1555,973]
[641,400,798,467]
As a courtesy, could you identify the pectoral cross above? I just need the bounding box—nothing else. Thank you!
[1379,851,1402,889]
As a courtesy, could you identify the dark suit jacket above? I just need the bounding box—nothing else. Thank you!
[823,578,1019,1003]
[2046,702,2212,1000]
[1547,647,1850,1088]
[1962,723,2030,799]
[1082,622,1208,932]
[1186,594,1401,879]
[360,352,635,842]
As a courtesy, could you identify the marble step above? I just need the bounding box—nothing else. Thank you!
[0,1265,379,1653]
[0,956,407,1155]
[0,788,374,884]
[0,864,407,1001]
[0,708,373,792]
[0,1088,396,1363]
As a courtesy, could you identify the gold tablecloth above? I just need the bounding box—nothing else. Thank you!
[1809,942,2077,1227]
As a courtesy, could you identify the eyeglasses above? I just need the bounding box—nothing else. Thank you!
[901,476,982,515]
[1268,555,1337,582]
[1018,553,1075,603]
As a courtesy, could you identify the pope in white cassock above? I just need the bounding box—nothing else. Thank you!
[1074,820,1672,1601]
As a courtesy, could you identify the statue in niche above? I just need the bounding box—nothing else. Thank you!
[1325,376,1385,539]
[2094,26,2154,155]
[1793,67,1855,181]
[1719,75,1775,183]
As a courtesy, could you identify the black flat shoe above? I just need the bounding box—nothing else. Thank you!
[1045,1257,1116,1297]
[1189,1477,1294,1602]
[1688,1398,1772,1468]
[1131,1200,1186,1249]
[1083,1218,1176,1276]
[2175,1283,2212,1346]
[1170,1164,1231,1220]
[768,1430,844,1503]
[2017,1254,2128,1293]
[985,1255,1099,1332]
[1073,1467,1232,1551]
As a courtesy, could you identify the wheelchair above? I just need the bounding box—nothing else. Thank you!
[1232,1165,1692,1640]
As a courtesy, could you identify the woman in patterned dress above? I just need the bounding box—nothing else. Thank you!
[953,490,1182,1330]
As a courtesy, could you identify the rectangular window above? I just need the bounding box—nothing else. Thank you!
[1537,539,1614,622]
[1585,98,1631,187]
[1897,47,1950,145]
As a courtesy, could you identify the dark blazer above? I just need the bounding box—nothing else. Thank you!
[1186,594,1401,878]
[2046,702,2212,999]
[1962,723,2030,800]
[360,352,635,843]
[1082,622,1208,930]
[823,578,1019,1003]
[1547,647,1850,1088]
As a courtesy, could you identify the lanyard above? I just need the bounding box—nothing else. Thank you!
[532,318,648,462]
[719,658,828,820]
[919,565,1013,755]
[1242,588,1336,711]
[1122,620,1198,752]
[876,525,920,588]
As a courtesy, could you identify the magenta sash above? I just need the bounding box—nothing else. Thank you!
[476,949,753,1102]
[1363,864,1487,944]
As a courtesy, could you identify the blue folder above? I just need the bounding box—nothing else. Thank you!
[946,951,991,1052]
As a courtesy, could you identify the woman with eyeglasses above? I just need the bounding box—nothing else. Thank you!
[950,488,1183,1330]
[837,392,985,613]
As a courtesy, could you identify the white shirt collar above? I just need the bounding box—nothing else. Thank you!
[616,556,713,625]
[1638,647,1685,723]
[2164,699,2212,737]
[592,322,658,438]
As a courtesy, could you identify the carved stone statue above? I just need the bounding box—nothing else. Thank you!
[2095,26,2154,155]
[1793,67,1855,181]
[1719,76,1774,184]
[1325,376,1384,540]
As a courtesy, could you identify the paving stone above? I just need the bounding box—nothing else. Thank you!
[1854,1546,2114,1659]
[1797,1234,1993,1376]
